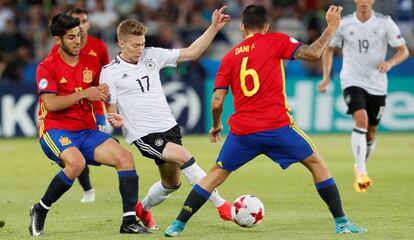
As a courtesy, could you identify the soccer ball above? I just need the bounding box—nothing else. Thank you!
[231,195,265,228]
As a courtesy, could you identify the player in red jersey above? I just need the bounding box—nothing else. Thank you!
[50,8,109,130]
[50,8,110,203]
[165,5,366,237]
[29,14,150,236]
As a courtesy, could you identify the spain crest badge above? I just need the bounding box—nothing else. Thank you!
[83,69,92,83]
[58,136,72,146]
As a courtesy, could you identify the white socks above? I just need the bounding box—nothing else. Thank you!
[352,127,368,176]
[141,180,177,211]
[181,161,225,207]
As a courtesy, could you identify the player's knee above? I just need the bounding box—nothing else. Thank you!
[353,110,368,129]
[163,143,192,165]
[306,154,319,165]
[303,153,326,169]
[114,150,135,170]
[65,158,86,177]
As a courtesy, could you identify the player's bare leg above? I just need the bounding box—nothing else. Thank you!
[301,153,367,234]
[352,110,372,192]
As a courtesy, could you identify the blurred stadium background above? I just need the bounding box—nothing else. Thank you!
[0,0,413,136]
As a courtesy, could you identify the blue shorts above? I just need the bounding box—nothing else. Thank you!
[216,125,316,171]
[39,129,113,166]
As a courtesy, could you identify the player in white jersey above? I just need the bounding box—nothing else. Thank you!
[318,0,409,192]
[100,7,232,230]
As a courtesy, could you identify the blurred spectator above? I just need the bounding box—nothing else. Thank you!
[146,22,182,49]
[18,4,48,61]
[177,0,209,27]
[0,0,14,32]
[296,0,330,76]
[1,45,31,84]
[159,0,180,24]
[0,8,33,84]
[88,0,118,41]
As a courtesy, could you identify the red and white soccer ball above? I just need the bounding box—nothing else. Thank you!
[231,195,265,228]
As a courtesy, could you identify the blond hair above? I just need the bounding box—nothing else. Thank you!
[117,19,147,40]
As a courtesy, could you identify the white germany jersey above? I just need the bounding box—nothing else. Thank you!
[100,47,180,143]
[330,12,406,95]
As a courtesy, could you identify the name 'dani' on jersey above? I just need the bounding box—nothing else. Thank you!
[235,43,256,55]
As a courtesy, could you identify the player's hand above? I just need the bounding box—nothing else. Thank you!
[209,124,223,143]
[325,5,343,32]
[98,84,109,95]
[377,61,393,73]
[107,112,124,128]
[318,78,331,93]
[211,6,231,31]
[83,86,108,101]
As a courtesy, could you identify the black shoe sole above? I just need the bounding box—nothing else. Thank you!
[120,226,152,234]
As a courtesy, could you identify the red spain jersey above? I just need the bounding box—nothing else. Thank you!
[36,51,101,137]
[215,32,302,135]
[51,35,109,115]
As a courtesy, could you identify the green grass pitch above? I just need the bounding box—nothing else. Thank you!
[1,134,413,239]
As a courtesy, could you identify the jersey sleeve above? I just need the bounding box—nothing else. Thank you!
[271,33,302,60]
[99,68,117,104]
[150,47,180,68]
[385,17,406,47]
[36,63,57,95]
[214,56,231,90]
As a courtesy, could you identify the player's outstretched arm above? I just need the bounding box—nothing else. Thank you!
[177,6,230,62]
[294,5,342,61]
[318,47,335,93]
[209,89,227,143]
[377,44,409,73]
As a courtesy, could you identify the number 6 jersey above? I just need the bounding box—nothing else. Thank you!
[214,32,302,135]
[100,47,180,143]
[329,12,406,95]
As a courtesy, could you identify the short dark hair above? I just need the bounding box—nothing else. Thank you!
[242,5,268,30]
[68,8,88,16]
[49,13,80,37]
